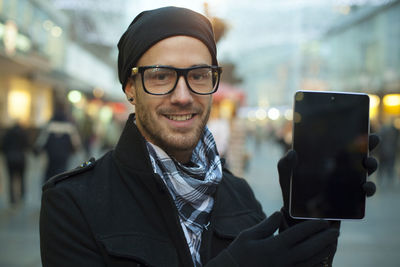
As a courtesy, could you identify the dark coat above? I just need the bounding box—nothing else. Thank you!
[2,124,28,169]
[40,114,265,266]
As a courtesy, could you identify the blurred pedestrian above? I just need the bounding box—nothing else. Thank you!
[34,108,81,182]
[207,105,230,158]
[377,119,400,186]
[1,121,29,205]
[100,114,123,152]
[78,112,95,158]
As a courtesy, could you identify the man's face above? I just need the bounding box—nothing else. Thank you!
[125,36,213,162]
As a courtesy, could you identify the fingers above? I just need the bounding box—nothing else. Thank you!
[278,150,297,178]
[363,181,376,197]
[361,134,378,198]
[278,150,297,209]
[362,134,379,177]
[328,220,341,230]
[278,219,329,246]
[368,134,380,152]
[289,228,339,263]
[295,243,337,267]
[363,156,378,175]
[244,212,283,240]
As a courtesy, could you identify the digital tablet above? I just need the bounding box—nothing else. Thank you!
[289,91,370,220]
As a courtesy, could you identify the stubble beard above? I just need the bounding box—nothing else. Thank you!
[135,102,211,156]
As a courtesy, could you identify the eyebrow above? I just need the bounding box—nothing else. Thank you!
[151,64,212,68]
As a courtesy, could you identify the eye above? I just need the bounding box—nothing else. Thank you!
[189,69,210,81]
[155,73,168,80]
[146,69,174,81]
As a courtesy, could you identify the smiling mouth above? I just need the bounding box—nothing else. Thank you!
[165,114,194,121]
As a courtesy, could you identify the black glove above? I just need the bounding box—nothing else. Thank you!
[278,133,380,214]
[225,212,339,267]
[362,133,380,196]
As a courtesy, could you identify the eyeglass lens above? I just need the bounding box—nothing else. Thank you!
[143,67,218,94]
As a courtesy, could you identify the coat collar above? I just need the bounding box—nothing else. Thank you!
[113,113,154,173]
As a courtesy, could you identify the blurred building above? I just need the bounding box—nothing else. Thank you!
[0,0,127,137]
[312,2,400,94]
[216,0,400,136]
[315,1,400,124]
[217,0,400,108]
[296,1,400,126]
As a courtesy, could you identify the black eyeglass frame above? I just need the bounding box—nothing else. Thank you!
[131,65,222,95]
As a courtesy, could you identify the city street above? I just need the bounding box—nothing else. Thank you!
[1,0,399,266]
[0,139,399,266]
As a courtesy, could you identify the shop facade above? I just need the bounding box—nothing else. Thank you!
[0,0,124,145]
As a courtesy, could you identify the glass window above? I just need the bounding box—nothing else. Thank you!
[18,0,33,32]
[8,0,17,19]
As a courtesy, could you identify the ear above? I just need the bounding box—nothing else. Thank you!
[124,79,137,105]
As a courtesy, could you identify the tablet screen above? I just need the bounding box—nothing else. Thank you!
[290,91,370,220]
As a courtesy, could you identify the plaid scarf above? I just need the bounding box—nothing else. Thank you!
[146,127,222,266]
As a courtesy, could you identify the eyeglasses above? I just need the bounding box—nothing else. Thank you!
[131,65,222,95]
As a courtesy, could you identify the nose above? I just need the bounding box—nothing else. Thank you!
[170,76,193,105]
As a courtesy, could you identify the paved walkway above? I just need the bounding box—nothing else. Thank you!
[0,151,87,267]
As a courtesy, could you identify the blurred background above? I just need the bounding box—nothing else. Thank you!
[0,0,399,266]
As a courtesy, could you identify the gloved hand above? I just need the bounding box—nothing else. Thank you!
[226,212,339,267]
[278,134,380,213]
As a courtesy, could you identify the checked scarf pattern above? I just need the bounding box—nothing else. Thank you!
[146,126,223,266]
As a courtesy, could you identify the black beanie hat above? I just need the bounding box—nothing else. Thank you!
[117,6,218,91]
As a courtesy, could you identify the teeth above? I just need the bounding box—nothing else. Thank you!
[167,114,193,121]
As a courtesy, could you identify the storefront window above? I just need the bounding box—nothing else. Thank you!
[7,88,31,125]
[7,0,17,20]
[47,24,65,68]
[383,94,400,115]
[19,0,33,32]
[30,8,47,54]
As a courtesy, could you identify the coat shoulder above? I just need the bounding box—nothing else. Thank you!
[42,157,97,192]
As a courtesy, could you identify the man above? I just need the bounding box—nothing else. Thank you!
[40,6,378,266]
[2,121,29,205]
[34,106,81,182]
